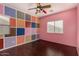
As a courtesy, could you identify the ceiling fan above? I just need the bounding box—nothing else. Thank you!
[28,3,51,14]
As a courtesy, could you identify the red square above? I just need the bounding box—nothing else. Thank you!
[0,39,3,49]
[10,18,16,27]
[25,21,31,27]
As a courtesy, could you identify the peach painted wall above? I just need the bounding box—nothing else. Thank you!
[39,8,77,47]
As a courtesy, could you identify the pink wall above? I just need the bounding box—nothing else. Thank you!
[77,5,79,48]
[39,8,77,47]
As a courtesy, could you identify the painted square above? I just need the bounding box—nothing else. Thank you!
[17,28,25,36]
[5,28,16,37]
[10,18,16,27]
[4,37,16,48]
[17,11,24,19]
[32,23,36,28]
[0,39,3,49]
[36,34,39,39]
[17,35,25,45]
[0,35,3,39]
[25,14,31,20]
[25,28,31,36]
[32,35,36,40]
[0,26,10,35]
[0,15,10,25]
[0,4,3,14]
[17,19,25,28]
[31,16,37,22]
[31,28,37,35]
[36,23,40,28]
[25,35,31,43]
[25,21,31,27]
[36,18,40,23]
[5,6,16,18]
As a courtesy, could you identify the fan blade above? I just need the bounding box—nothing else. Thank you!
[28,5,51,10]
[28,7,37,10]
[41,5,51,8]
[42,10,47,14]
[40,8,47,14]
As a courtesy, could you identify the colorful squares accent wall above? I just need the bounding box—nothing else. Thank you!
[0,4,40,50]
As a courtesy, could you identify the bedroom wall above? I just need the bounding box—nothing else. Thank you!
[39,8,77,47]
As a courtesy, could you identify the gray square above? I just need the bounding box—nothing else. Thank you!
[32,35,36,40]
[0,26,10,35]
[17,11,24,19]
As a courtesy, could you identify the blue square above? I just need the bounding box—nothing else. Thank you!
[5,6,16,18]
[17,28,25,36]
[32,23,36,28]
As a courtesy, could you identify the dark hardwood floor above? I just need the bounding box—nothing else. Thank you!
[0,40,78,56]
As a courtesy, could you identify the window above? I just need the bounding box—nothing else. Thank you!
[47,20,63,33]
[54,20,63,33]
[47,21,54,33]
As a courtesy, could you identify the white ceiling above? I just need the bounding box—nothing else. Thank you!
[4,3,78,17]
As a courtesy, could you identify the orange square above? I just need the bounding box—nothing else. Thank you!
[10,18,16,27]
[17,19,25,28]
[17,35,25,45]
[31,16,37,22]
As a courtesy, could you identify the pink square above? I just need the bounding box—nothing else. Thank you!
[0,4,3,14]
[25,28,31,36]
